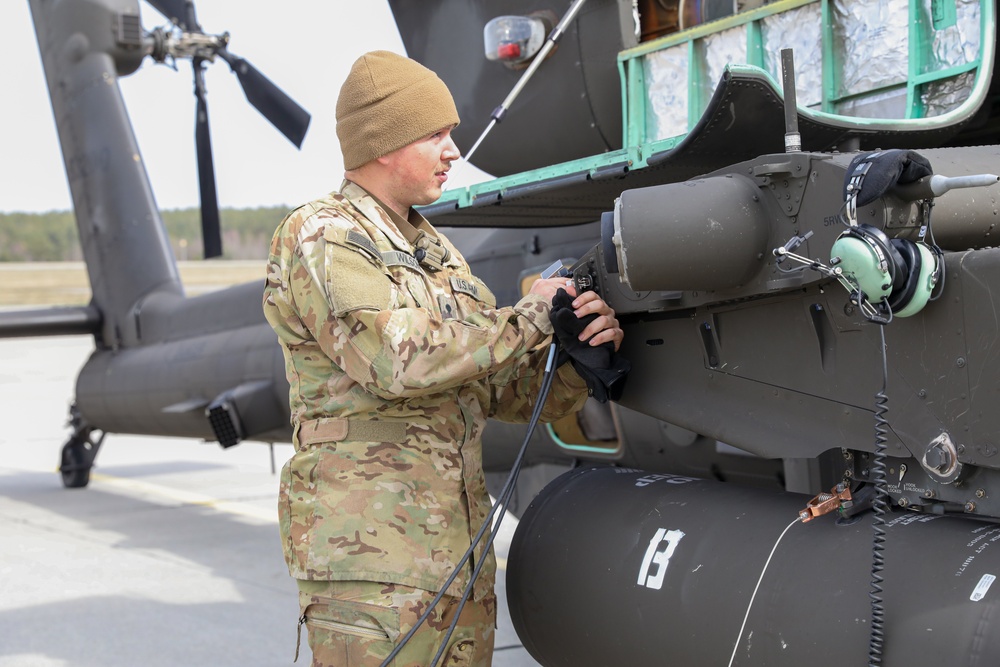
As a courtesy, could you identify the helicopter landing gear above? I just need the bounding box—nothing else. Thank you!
[59,404,105,489]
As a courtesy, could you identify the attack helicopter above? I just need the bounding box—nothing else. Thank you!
[404,0,1000,665]
[8,0,1000,663]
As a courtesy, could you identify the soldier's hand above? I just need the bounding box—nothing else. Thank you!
[529,277,578,301]
[533,279,623,351]
[570,290,622,352]
[548,287,630,402]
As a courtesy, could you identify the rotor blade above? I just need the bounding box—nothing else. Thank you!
[145,0,197,31]
[194,64,222,259]
[218,49,311,148]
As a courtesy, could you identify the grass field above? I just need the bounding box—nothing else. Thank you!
[0,261,266,306]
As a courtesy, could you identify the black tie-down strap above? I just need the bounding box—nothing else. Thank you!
[549,288,630,403]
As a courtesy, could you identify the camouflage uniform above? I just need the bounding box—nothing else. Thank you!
[263,181,588,664]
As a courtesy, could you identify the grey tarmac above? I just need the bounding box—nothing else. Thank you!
[0,334,541,667]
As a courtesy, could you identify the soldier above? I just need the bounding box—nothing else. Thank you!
[263,50,623,666]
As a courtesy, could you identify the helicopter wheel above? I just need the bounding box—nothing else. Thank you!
[58,404,106,489]
[59,436,94,488]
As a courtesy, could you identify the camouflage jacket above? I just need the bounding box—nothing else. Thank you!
[263,181,588,600]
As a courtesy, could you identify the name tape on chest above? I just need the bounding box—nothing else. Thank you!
[450,276,481,300]
[382,250,424,273]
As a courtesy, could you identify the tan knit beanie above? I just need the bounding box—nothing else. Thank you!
[336,51,460,171]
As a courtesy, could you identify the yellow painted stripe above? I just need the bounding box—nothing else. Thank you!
[89,472,277,523]
[27,468,515,572]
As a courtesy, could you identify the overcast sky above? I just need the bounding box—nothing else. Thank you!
[1,1,489,214]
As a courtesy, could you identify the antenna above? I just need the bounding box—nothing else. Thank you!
[780,48,801,153]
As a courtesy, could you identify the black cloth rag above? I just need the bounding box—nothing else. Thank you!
[548,288,630,403]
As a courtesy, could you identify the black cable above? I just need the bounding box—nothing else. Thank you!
[380,341,560,667]
[925,210,947,302]
[868,324,890,666]
[928,242,946,301]
[429,341,561,666]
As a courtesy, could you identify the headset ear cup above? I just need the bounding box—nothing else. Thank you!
[894,242,938,318]
[831,224,904,304]
[887,238,921,313]
[858,224,907,292]
[831,234,890,303]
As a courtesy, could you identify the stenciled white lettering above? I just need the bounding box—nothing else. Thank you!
[637,528,686,590]
[635,473,698,488]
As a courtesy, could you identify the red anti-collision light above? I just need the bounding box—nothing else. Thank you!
[498,42,522,60]
[484,15,545,65]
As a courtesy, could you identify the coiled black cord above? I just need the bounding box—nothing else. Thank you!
[868,324,889,666]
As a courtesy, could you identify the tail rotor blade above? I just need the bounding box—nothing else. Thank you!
[219,50,311,148]
[194,64,222,259]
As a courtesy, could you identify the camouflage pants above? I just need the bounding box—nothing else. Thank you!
[297,579,496,667]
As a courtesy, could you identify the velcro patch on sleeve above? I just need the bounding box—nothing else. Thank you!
[325,241,392,317]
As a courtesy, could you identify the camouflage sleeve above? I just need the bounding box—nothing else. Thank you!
[287,215,556,400]
[488,344,589,423]
[263,205,320,344]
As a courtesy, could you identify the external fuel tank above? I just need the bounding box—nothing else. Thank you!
[508,466,1000,666]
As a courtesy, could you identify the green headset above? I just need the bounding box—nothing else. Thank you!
[831,223,941,318]
[833,150,943,320]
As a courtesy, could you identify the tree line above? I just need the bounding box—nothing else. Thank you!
[0,206,292,261]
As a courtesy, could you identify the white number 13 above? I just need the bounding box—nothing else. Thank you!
[637,528,686,590]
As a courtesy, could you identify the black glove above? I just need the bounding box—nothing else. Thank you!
[548,288,630,403]
[843,149,933,206]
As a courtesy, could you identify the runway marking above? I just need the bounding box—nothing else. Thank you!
[85,473,512,571]
[90,472,278,524]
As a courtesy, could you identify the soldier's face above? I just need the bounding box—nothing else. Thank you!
[380,125,460,210]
